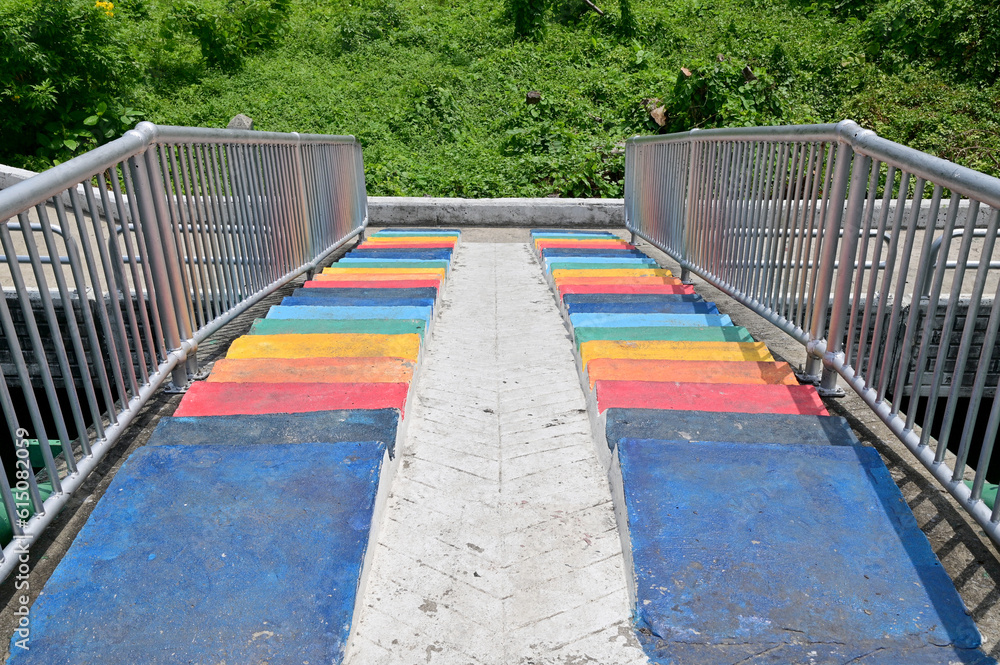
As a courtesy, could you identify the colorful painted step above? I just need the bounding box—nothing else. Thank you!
[147,408,401,451]
[585,358,798,388]
[320,267,446,278]
[304,278,442,290]
[579,338,772,369]
[604,408,860,448]
[534,240,635,250]
[563,293,703,305]
[355,241,457,249]
[280,295,435,309]
[541,248,649,259]
[344,249,452,260]
[7,442,387,665]
[573,325,754,349]
[208,357,414,385]
[364,235,458,243]
[559,283,696,296]
[545,260,658,271]
[290,287,439,300]
[554,277,684,288]
[551,268,673,280]
[593,380,827,415]
[372,228,460,235]
[249,318,426,338]
[265,305,433,321]
[174,381,409,417]
[566,300,719,315]
[570,312,732,330]
[335,259,451,271]
[227,333,421,361]
[618,438,989,664]
[530,228,618,236]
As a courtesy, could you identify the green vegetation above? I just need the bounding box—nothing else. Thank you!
[1,0,997,195]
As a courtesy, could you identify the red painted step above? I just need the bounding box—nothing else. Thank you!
[303,279,441,290]
[593,380,828,415]
[559,283,696,297]
[175,381,409,417]
[534,239,635,250]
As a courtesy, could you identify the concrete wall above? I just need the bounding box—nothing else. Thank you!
[368,196,624,228]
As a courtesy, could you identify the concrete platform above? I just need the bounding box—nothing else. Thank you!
[619,438,990,664]
[8,442,387,665]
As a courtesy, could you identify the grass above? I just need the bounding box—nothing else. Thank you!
[5,0,999,196]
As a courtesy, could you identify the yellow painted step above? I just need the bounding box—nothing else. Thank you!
[579,339,774,369]
[227,333,422,361]
[321,267,447,279]
[551,268,673,280]
[363,236,458,244]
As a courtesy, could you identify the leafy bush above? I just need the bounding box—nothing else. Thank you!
[166,0,291,72]
[861,0,999,84]
[0,0,141,167]
[660,57,788,132]
[507,0,548,39]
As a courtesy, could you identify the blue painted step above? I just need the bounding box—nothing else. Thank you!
[569,312,732,328]
[280,295,435,309]
[147,408,400,455]
[563,293,704,305]
[566,300,719,315]
[546,258,658,270]
[346,249,452,260]
[291,287,439,300]
[266,304,433,320]
[336,258,450,270]
[604,409,860,449]
[9,442,387,665]
[619,438,990,664]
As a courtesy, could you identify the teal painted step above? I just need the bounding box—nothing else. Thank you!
[371,228,460,235]
[8,442,387,665]
[266,304,433,320]
[336,259,450,272]
[568,312,732,328]
[573,325,754,349]
[249,317,426,337]
[546,261,658,272]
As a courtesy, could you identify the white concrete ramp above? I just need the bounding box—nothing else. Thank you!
[345,241,647,664]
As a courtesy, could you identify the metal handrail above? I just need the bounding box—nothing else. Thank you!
[625,120,1000,546]
[0,122,368,581]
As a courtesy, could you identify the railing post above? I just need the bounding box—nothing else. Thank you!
[803,140,854,386]
[129,152,190,390]
[820,152,871,395]
[680,138,696,284]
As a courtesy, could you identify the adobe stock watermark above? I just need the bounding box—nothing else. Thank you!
[12,427,33,651]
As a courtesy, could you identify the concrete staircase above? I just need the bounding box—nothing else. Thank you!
[530,229,994,664]
[7,229,458,665]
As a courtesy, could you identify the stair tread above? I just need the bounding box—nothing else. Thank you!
[595,380,826,415]
[175,381,409,417]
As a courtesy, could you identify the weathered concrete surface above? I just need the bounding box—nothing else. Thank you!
[631,232,1000,659]
[367,196,625,228]
[345,239,647,664]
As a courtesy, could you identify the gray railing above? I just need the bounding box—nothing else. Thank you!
[0,122,367,580]
[625,120,1000,546]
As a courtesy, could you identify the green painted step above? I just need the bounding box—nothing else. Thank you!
[248,318,426,337]
[574,325,755,349]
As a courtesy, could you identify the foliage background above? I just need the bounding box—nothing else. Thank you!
[1,0,997,196]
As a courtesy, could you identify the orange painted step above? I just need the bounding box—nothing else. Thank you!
[554,276,684,287]
[593,380,828,415]
[303,279,441,290]
[585,358,798,389]
[174,381,410,417]
[559,283,696,296]
[206,357,414,384]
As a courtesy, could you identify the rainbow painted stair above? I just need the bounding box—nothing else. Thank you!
[8,229,459,665]
[531,229,994,664]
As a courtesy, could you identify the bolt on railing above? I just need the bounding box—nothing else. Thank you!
[0,122,367,581]
[625,120,1000,547]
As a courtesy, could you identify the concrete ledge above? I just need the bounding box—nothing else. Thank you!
[368,196,623,227]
